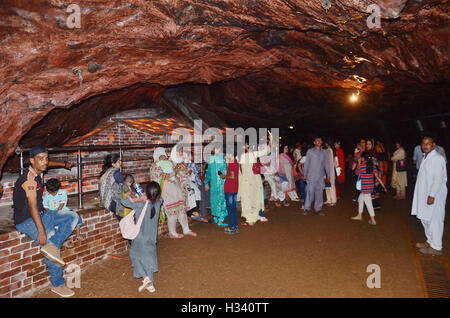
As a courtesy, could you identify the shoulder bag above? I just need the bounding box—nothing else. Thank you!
[119,200,149,240]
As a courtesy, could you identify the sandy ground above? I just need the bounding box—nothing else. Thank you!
[31,182,449,299]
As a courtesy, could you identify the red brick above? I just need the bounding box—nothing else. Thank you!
[33,277,49,288]
[12,284,32,297]
[22,261,42,274]
[0,238,20,250]
[0,263,10,273]
[28,265,46,277]
[94,221,108,229]
[95,250,106,258]
[31,253,44,262]
[32,272,48,283]
[20,235,33,244]
[62,255,77,263]
[0,268,21,281]
[10,242,31,254]
[0,253,21,266]
[78,250,90,258]
[74,244,89,253]
[0,233,10,241]
[82,254,94,262]
[22,247,40,258]
[104,241,114,248]
[11,257,32,269]
[11,272,27,283]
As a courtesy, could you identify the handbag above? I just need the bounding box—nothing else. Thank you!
[356,175,362,190]
[119,200,149,240]
[252,153,263,175]
[396,159,409,172]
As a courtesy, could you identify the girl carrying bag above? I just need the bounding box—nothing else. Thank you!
[119,200,149,240]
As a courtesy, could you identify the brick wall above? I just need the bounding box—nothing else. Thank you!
[74,122,165,146]
[0,206,189,298]
[0,120,173,205]
[0,209,128,298]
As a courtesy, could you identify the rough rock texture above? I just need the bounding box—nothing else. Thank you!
[0,0,449,175]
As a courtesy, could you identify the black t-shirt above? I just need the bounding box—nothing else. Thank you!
[13,168,44,225]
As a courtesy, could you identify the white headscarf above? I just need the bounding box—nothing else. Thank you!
[153,147,167,163]
[170,146,184,164]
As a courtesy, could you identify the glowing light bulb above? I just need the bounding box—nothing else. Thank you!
[289,125,294,130]
[349,91,360,103]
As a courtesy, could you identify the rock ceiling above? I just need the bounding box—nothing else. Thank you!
[0,0,449,174]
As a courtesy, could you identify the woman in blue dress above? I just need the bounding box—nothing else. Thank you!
[121,181,162,293]
[204,147,228,226]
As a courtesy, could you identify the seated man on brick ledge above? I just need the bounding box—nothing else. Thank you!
[13,146,78,297]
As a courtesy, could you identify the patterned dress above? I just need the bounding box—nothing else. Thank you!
[149,163,186,216]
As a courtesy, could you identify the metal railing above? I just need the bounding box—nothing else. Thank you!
[16,143,201,210]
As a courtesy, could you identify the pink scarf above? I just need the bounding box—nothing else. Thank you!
[278,153,293,174]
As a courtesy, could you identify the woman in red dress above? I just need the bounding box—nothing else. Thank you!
[334,141,345,199]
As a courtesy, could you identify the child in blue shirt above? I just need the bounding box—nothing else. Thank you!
[43,178,83,248]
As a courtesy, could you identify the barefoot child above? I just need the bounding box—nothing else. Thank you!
[43,178,83,248]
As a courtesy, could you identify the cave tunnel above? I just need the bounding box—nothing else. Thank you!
[0,0,450,299]
[1,0,449,176]
[1,0,450,224]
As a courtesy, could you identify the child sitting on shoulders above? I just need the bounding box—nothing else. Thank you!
[43,178,83,248]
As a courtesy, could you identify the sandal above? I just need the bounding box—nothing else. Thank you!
[184,231,197,237]
[275,202,282,207]
[169,233,184,239]
[241,222,255,226]
[217,221,228,227]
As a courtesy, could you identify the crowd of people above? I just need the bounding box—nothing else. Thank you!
[11,131,447,297]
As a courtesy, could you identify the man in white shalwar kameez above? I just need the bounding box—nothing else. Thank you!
[411,135,447,256]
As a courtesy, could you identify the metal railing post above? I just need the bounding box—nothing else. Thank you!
[20,151,24,175]
[119,147,123,173]
[77,149,83,209]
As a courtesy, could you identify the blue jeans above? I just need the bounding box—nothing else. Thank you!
[225,193,238,230]
[15,210,79,287]
[297,179,307,201]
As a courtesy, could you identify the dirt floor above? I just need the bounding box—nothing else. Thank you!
[31,182,449,298]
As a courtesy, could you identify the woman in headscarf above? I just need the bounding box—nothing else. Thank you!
[204,146,228,227]
[184,152,202,219]
[366,139,378,160]
[391,140,408,199]
[98,153,131,220]
[150,147,196,238]
[239,131,273,226]
[334,140,345,200]
[260,150,285,207]
[278,145,300,202]
[324,141,337,206]
[375,140,389,185]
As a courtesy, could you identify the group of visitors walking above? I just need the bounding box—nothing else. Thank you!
[11,129,447,297]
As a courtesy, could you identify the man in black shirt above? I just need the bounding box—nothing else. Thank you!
[14,146,78,297]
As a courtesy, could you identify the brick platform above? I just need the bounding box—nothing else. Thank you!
[0,205,192,298]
